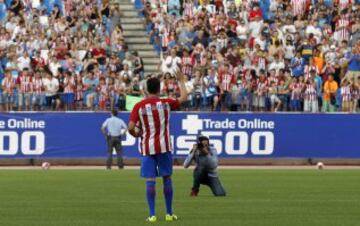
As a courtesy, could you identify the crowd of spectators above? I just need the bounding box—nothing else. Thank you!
[0,0,359,112]
[140,0,360,112]
[0,0,145,111]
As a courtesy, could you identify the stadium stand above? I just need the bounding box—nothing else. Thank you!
[0,0,359,112]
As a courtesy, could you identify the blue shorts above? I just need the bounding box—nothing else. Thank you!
[61,93,75,104]
[140,152,173,178]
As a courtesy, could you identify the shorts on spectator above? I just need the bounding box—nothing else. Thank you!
[18,93,32,107]
[270,94,281,106]
[61,93,75,105]
[253,95,266,108]
[86,92,97,107]
[32,94,45,106]
[221,92,232,108]
[344,71,360,83]
[290,99,302,111]
[2,93,13,104]
[304,100,318,112]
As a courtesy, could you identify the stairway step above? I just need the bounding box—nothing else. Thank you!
[121,17,143,24]
[122,11,138,17]
[123,30,147,37]
[128,44,154,50]
[122,23,144,30]
[120,4,135,10]
[143,58,160,65]
[144,65,159,71]
[117,0,132,3]
[137,51,158,58]
[125,37,150,44]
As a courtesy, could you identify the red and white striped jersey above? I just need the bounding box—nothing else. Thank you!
[219,73,236,92]
[181,56,193,76]
[304,65,317,80]
[291,0,307,16]
[161,26,169,47]
[290,83,302,100]
[256,80,268,96]
[97,84,108,101]
[18,76,32,93]
[32,78,43,95]
[337,0,352,11]
[268,76,279,85]
[336,17,350,41]
[75,82,84,101]
[129,96,180,156]
[215,24,225,34]
[183,2,194,18]
[2,77,14,93]
[341,85,352,102]
[108,84,116,98]
[64,77,75,93]
[352,87,359,100]
[304,84,317,101]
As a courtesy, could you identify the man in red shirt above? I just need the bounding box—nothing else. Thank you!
[128,69,188,223]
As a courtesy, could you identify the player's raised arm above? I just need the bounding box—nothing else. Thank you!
[176,68,188,104]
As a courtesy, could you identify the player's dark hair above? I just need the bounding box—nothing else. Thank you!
[147,77,161,94]
[112,109,118,116]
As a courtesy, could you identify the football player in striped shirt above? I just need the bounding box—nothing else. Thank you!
[128,69,188,223]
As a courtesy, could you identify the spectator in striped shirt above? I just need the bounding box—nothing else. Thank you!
[17,68,32,111]
[304,78,319,113]
[2,70,15,111]
[128,69,188,222]
[340,79,353,111]
[219,64,236,111]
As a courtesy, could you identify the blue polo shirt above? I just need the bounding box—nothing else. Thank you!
[348,54,360,71]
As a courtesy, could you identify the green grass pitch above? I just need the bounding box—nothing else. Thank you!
[0,169,359,226]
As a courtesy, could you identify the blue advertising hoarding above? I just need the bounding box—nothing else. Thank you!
[0,112,359,159]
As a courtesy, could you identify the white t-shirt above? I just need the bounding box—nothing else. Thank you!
[161,56,181,75]
[43,78,59,96]
[17,56,31,70]
[120,70,133,80]
[268,61,285,75]
[284,45,295,60]
[185,80,194,100]
[248,20,263,37]
[236,25,248,40]
[49,61,61,77]
[254,38,267,50]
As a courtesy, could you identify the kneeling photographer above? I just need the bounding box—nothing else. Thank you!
[184,136,226,197]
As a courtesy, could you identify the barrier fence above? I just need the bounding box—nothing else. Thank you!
[0,112,359,159]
